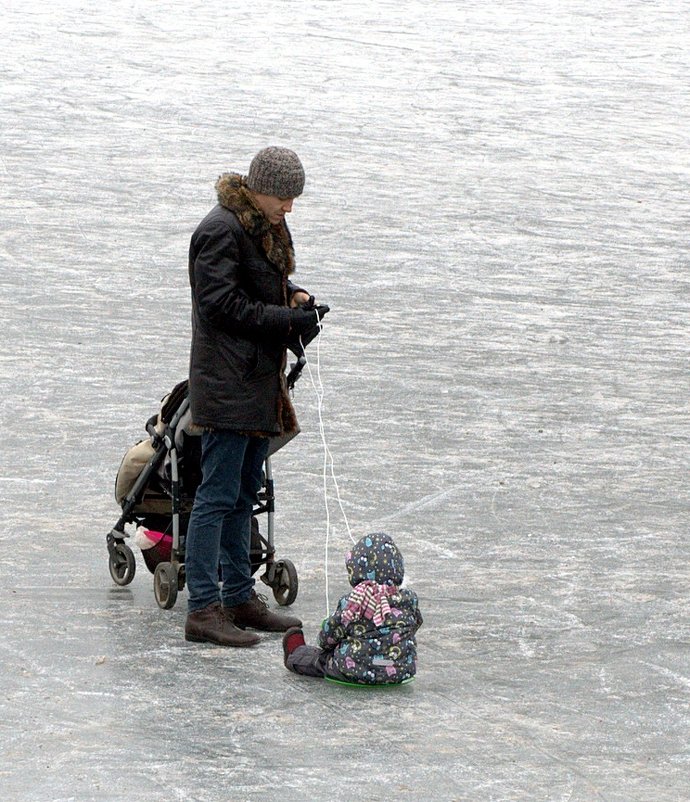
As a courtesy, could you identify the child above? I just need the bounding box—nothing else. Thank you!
[282,532,422,684]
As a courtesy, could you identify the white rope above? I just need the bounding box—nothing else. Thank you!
[299,311,355,615]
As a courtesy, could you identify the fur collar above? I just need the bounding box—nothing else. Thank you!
[215,173,295,274]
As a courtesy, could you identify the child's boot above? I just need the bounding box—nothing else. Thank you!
[282,626,306,667]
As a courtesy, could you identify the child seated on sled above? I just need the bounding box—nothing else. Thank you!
[282,532,422,685]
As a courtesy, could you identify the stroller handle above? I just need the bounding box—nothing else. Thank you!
[286,355,307,391]
[145,415,161,445]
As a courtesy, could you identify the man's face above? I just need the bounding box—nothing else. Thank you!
[251,192,295,225]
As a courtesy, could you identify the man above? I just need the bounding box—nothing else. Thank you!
[184,147,328,647]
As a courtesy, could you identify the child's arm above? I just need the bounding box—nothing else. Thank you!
[317,603,347,651]
[408,589,423,632]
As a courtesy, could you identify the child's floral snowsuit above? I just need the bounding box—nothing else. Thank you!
[318,532,423,684]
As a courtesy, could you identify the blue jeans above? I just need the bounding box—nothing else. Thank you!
[185,430,270,612]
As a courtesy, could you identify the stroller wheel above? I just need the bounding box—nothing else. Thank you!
[271,559,298,607]
[154,562,179,610]
[109,543,136,586]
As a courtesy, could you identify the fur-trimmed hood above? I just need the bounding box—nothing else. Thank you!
[215,172,295,275]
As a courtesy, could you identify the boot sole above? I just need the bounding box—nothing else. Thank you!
[185,633,260,647]
[233,621,303,632]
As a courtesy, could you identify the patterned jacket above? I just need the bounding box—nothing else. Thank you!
[318,533,423,684]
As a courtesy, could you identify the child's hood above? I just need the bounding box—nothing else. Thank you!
[345,532,404,587]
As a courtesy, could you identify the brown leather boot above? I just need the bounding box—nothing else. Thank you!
[185,602,260,647]
[225,591,302,632]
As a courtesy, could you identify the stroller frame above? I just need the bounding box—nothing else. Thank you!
[106,353,307,610]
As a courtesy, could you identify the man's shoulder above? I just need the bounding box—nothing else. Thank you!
[195,203,243,236]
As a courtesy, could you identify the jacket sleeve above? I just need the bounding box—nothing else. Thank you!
[404,589,423,633]
[317,602,348,651]
[287,278,307,301]
[190,219,292,341]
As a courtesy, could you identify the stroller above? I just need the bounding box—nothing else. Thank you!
[106,353,308,610]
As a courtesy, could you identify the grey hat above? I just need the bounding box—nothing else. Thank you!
[246,146,305,198]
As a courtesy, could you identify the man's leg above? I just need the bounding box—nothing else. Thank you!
[218,435,270,606]
[222,436,302,632]
[184,430,259,647]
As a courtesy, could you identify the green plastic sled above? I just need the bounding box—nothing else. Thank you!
[324,676,415,689]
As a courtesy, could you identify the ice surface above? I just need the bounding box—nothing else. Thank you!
[0,1,688,800]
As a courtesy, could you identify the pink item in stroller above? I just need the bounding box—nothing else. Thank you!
[134,527,172,573]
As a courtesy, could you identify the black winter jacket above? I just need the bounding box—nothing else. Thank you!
[188,173,304,434]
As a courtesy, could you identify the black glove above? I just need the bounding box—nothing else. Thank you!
[289,304,329,336]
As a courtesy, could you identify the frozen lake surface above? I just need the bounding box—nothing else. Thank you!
[1,1,688,800]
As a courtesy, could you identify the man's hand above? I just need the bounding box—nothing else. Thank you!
[290,291,312,309]
[289,305,329,335]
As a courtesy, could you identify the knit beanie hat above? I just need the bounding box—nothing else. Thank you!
[246,147,305,198]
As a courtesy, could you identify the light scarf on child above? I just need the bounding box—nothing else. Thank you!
[341,580,395,627]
